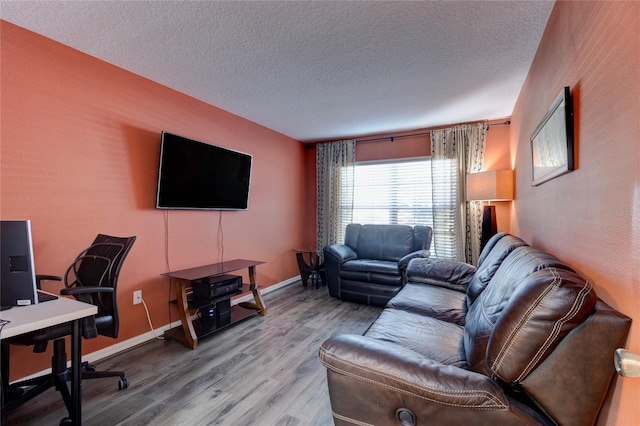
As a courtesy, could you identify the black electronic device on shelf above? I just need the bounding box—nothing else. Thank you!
[192,274,243,300]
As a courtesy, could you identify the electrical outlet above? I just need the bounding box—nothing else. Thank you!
[133,290,142,305]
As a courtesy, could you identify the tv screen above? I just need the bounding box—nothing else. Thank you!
[156,132,252,210]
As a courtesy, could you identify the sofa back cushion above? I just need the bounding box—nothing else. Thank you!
[486,268,596,384]
[466,234,528,305]
[463,246,576,376]
[412,225,433,252]
[518,298,630,426]
[351,224,415,261]
[476,232,508,267]
[345,223,362,251]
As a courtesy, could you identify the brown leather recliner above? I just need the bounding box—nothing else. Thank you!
[319,233,631,425]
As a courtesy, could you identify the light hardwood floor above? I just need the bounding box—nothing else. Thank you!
[6,282,381,425]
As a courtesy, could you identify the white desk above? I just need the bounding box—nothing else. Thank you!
[0,296,97,425]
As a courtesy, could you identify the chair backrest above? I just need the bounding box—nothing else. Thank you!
[344,223,432,261]
[65,234,136,338]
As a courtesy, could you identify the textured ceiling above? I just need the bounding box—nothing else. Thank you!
[1,1,554,142]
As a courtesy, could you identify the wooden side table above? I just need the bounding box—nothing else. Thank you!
[293,249,325,288]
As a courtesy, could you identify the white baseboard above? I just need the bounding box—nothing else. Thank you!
[14,276,300,383]
[85,275,299,362]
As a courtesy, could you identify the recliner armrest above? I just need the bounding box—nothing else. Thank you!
[406,257,476,292]
[320,334,506,405]
[319,334,545,424]
[323,244,357,264]
[398,250,430,270]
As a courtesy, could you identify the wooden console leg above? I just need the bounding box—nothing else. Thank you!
[165,278,198,350]
[238,265,267,316]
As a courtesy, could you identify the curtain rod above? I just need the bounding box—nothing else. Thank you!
[304,120,510,148]
[355,120,511,143]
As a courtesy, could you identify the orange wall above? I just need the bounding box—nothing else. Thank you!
[509,2,640,424]
[303,120,512,247]
[483,121,512,235]
[1,21,305,379]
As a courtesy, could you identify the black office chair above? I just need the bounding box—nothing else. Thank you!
[1,234,136,423]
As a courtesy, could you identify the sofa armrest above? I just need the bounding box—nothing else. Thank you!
[406,257,476,292]
[319,334,547,425]
[398,249,430,271]
[320,334,508,408]
[323,244,357,264]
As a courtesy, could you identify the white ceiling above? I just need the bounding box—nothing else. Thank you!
[1,1,554,142]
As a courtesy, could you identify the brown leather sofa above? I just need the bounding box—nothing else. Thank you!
[323,224,433,307]
[319,233,631,426]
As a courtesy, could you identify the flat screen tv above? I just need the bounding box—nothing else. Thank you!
[156,132,252,210]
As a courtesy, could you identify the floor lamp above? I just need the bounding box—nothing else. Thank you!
[466,170,514,250]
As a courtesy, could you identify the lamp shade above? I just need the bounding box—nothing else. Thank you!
[466,170,514,201]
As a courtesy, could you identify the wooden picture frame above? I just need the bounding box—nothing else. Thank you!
[530,86,574,186]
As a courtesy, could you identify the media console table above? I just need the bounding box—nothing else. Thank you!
[162,259,267,349]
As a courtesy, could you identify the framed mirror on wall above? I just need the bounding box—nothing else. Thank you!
[530,86,575,186]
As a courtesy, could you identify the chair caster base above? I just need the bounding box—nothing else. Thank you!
[118,377,128,390]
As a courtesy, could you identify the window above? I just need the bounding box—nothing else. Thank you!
[339,157,432,233]
[339,156,458,260]
[429,157,459,260]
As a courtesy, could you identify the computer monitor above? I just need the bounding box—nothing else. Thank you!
[0,220,39,310]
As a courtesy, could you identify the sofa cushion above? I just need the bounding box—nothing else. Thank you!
[356,225,414,261]
[412,225,433,252]
[464,246,577,376]
[518,299,630,426]
[487,268,596,384]
[476,232,507,267]
[341,280,403,299]
[340,283,402,307]
[406,258,477,292]
[365,309,467,368]
[386,283,467,325]
[344,223,362,249]
[340,259,399,275]
[466,234,528,304]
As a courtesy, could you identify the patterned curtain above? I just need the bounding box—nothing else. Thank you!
[316,140,356,253]
[463,124,487,265]
[430,123,486,263]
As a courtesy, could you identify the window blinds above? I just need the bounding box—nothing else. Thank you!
[340,157,434,232]
[429,157,458,260]
[338,156,457,259]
